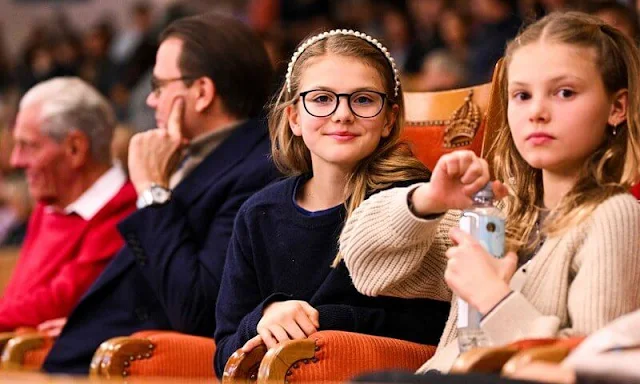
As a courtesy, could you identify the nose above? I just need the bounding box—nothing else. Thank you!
[528,95,550,124]
[331,95,354,123]
[9,146,27,170]
[146,91,158,109]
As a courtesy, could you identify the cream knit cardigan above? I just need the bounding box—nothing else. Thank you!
[340,184,640,373]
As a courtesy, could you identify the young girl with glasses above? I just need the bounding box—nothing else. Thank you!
[340,12,640,375]
[213,30,451,376]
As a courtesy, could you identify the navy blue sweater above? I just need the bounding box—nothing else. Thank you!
[213,175,450,377]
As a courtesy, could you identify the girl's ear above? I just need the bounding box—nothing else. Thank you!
[382,104,399,138]
[608,89,628,127]
[287,104,302,136]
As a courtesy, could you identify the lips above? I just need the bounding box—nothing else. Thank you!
[526,132,555,144]
[327,131,358,141]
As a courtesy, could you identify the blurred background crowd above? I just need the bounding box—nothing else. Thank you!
[0,0,638,248]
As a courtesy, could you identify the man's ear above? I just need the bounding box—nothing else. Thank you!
[382,104,398,138]
[194,77,215,113]
[608,89,628,127]
[64,130,90,168]
[287,104,302,136]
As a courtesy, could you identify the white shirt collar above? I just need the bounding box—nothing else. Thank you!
[54,166,127,221]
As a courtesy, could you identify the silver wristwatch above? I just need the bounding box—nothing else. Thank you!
[136,184,172,209]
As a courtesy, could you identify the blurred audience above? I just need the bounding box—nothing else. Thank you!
[0,172,32,247]
[438,7,471,64]
[467,0,521,84]
[3,0,637,114]
[587,0,640,43]
[417,49,467,91]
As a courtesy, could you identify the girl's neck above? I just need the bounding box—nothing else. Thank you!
[542,169,580,209]
[296,163,352,212]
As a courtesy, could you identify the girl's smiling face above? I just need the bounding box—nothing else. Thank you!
[287,54,396,173]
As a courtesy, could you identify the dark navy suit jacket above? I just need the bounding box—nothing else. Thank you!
[43,119,279,374]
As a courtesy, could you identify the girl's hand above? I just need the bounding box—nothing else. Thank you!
[241,335,264,353]
[255,300,320,349]
[411,151,507,215]
[445,228,518,314]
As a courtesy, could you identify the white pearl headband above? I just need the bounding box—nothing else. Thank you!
[285,29,401,98]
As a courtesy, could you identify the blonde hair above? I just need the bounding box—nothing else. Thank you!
[269,32,429,265]
[488,12,640,254]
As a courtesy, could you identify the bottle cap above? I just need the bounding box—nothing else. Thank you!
[474,182,494,200]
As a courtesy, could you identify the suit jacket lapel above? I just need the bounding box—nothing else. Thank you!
[172,119,269,205]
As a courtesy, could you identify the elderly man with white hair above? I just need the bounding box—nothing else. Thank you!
[0,77,137,331]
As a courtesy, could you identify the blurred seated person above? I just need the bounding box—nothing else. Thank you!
[416,49,467,91]
[510,308,640,384]
[357,309,640,384]
[587,0,639,44]
[0,77,137,331]
[111,124,135,175]
[0,172,32,247]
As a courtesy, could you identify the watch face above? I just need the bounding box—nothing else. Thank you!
[151,187,170,201]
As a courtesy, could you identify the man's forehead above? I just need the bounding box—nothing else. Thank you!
[155,37,184,75]
[15,105,44,136]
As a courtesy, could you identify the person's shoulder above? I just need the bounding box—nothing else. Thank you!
[236,176,296,215]
[592,192,640,219]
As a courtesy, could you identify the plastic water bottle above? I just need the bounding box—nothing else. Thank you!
[457,183,505,353]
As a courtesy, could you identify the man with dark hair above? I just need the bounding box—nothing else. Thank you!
[587,0,640,44]
[42,13,278,375]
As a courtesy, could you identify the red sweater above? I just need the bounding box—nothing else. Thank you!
[632,183,640,200]
[0,182,137,331]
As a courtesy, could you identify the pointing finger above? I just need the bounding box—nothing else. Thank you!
[167,97,185,139]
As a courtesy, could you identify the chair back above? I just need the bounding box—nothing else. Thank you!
[0,248,20,296]
[402,59,503,171]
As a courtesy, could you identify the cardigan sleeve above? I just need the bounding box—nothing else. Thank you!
[340,183,454,301]
[481,194,640,345]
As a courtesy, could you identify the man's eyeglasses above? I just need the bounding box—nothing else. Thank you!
[298,89,388,118]
[150,75,199,96]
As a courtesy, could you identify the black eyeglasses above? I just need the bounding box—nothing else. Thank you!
[299,89,388,118]
[150,75,199,96]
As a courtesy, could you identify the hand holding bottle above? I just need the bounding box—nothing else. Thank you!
[410,151,508,216]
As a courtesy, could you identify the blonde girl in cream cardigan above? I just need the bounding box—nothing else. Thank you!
[340,12,640,373]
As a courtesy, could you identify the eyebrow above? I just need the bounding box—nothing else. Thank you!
[509,75,586,87]
[304,86,384,93]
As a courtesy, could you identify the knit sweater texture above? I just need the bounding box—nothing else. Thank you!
[214,176,450,377]
[0,182,137,330]
[340,183,640,372]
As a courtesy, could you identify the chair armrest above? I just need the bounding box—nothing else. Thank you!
[0,333,15,356]
[222,344,268,384]
[450,338,566,374]
[1,333,52,371]
[502,337,585,376]
[257,331,436,383]
[450,345,520,374]
[90,331,215,379]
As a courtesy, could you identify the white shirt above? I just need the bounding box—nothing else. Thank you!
[45,166,127,221]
